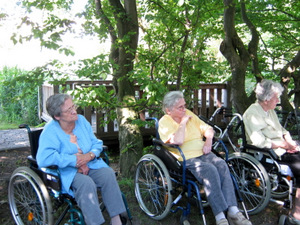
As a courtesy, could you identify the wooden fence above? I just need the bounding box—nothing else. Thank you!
[39,81,230,144]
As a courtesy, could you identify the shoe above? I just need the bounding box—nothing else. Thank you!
[217,218,229,225]
[227,212,252,225]
[120,215,127,225]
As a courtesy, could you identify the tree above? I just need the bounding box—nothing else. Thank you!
[93,0,143,176]
[220,0,300,113]
[8,0,300,176]
[16,0,143,177]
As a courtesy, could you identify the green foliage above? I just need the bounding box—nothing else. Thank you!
[9,0,299,124]
[0,67,42,125]
[136,0,226,91]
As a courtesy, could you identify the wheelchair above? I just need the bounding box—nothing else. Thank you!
[134,117,253,225]
[8,124,132,225]
[239,123,295,207]
[199,108,271,215]
[208,107,295,216]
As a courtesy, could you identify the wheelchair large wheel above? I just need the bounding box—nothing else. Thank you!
[8,166,53,225]
[135,154,173,220]
[228,152,271,215]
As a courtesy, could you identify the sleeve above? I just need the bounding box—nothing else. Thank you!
[36,125,77,169]
[243,110,272,148]
[193,113,212,135]
[158,116,177,143]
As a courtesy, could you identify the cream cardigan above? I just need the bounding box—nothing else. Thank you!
[243,102,289,156]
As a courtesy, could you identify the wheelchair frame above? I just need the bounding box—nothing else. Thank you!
[207,107,295,212]
[134,116,256,225]
[8,124,132,225]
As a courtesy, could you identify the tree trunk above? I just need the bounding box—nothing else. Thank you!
[96,0,143,177]
[109,0,143,177]
[280,50,300,111]
[220,0,251,114]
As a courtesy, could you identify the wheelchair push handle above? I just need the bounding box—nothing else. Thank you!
[19,124,32,133]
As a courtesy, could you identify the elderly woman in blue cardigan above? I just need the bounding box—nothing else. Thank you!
[37,94,126,225]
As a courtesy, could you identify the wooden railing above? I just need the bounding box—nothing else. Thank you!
[40,81,230,143]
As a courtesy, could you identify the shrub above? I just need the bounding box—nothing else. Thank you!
[0,67,40,125]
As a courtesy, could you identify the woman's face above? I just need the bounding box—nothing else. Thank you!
[264,93,280,111]
[56,98,78,122]
[167,98,186,120]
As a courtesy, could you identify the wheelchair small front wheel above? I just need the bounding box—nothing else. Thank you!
[8,166,53,225]
[180,215,190,225]
[278,214,287,225]
[134,154,173,220]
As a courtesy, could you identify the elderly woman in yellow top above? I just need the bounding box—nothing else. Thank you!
[158,91,252,225]
[243,79,300,224]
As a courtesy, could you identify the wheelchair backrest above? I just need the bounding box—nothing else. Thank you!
[240,119,279,160]
[153,139,182,172]
[29,129,43,159]
[146,117,182,172]
[19,124,43,160]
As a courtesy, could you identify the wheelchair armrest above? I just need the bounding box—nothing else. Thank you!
[103,145,108,152]
[152,138,182,172]
[100,145,110,165]
[47,165,59,170]
[243,143,279,160]
[152,138,179,149]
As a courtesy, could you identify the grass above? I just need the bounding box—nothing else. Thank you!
[0,120,45,130]
[0,121,22,130]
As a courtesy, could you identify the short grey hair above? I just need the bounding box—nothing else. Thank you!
[46,94,72,120]
[255,79,284,102]
[162,91,184,113]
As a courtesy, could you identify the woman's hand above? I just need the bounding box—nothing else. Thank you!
[76,153,91,167]
[78,164,90,175]
[203,138,212,154]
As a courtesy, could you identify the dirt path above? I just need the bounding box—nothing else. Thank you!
[0,147,289,225]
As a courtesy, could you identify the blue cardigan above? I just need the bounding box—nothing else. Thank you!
[36,115,108,196]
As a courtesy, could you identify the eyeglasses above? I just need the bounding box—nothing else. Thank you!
[62,104,78,114]
[175,105,186,111]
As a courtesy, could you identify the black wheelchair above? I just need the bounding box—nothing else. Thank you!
[238,122,296,225]
[134,117,254,225]
[206,107,296,221]
[8,124,132,225]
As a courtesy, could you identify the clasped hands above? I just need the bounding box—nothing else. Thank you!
[70,134,91,175]
[76,153,90,175]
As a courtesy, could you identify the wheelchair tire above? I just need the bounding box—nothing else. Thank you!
[278,214,287,225]
[8,166,53,225]
[228,152,271,215]
[135,154,173,220]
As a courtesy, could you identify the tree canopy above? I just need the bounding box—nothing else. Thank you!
[3,0,299,177]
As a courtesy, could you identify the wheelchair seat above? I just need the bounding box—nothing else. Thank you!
[152,138,201,182]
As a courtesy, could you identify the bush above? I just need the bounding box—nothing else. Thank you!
[0,67,40,125]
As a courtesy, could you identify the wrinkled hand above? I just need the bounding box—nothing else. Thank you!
[287,149,298,154]
[78,164,90,175]
[202,140,212,155]
[181,115,192,125]
[76,153,91,168]
[286,142,300,154]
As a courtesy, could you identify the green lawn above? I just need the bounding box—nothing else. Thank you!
[0,121,21,130]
